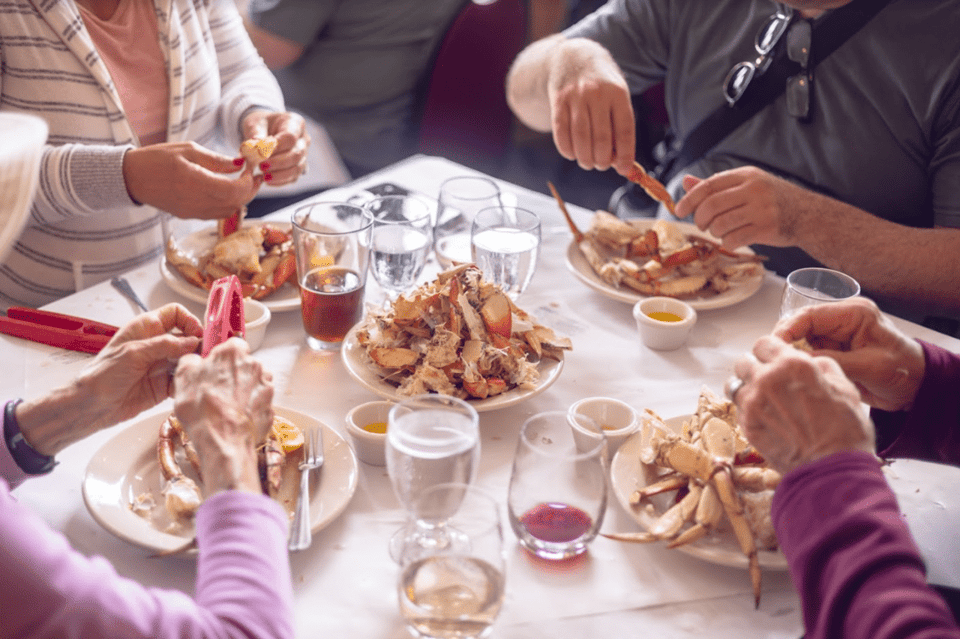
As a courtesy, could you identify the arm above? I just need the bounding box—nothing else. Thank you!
[242,17,305,70]
[677,168,960,313]
[773,452,959,639]
[506,33,637,174]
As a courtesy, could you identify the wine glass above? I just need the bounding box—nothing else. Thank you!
[435,176,515,269]
[397,482,506,639]
[779,267,860,318]
[365,195,434,301]
[507,410,607,560]
[470,206,541,299]
[386,394,480,561]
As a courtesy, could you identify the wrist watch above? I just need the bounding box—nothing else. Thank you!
[4,400,57,475]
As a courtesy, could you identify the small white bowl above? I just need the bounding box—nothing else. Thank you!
[568,397,640,459]
[632,297,697,351]
[243,298,271,352]
[344,401,394,466]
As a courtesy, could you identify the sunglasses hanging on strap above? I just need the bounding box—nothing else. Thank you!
[654,0,893,186]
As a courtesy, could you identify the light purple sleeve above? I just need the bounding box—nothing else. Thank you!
[773,451,960,639]
[0,477,294,639]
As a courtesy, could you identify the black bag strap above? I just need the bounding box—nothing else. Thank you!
[655,0,893,184]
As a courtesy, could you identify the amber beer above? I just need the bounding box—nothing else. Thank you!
[299,266,365,345]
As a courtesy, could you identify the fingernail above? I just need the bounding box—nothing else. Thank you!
[260,162,270,171]
[264,173,272,182]
[233,158,245,167]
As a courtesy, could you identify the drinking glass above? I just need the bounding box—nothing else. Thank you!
[365,194,434,300]
[507,410,607,560]
[397,483,505,639]
[435,176,515,269]
[291,202,373,351]
[470,206,541,299]
[779,267,860,318]
[386,394,481,561]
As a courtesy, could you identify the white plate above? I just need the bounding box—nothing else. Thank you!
[160,223,301,312]
[82,406,358,555]
[564,219,764,310]
[610,415,788,571]
[340,324,564,412]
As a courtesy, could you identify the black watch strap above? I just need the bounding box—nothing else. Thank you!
[4,400,57,475]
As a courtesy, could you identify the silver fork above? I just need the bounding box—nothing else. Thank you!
[289,426,324,551]
[110,276,150,312]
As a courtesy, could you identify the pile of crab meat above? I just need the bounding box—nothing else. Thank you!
[604,387,782,608]
[577,213,765,298]
[132,413,303,533]
[355,264,572,400]
[165,221,297,301]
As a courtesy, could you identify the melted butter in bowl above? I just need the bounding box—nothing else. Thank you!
[632,297,697,350]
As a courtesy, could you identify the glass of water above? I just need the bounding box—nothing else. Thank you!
[365,195,434,301]
[397,483,505,639]
[386,395,481,561]
[470,206,541,299]
[435,176,514,269]
[779,267,860,318]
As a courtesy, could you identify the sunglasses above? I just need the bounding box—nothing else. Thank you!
[722,5,813,120]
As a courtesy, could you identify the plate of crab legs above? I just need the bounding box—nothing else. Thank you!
[549,165,766,310]
[605,387,788,608]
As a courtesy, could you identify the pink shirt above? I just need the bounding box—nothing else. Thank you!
[78,0,170,145]
[1,434,294,639]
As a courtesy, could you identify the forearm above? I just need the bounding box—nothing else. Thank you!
[14,379,114,457]
[773,451,959,639]
[507,34,566,132]
[791,195,960,312]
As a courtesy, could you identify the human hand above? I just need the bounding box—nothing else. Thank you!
[174,338,275,495]
[774,297,925,412]
[123,141,263,219]
[241,110,310,186]
[731,335,876,475]
[675,167,814,249]
[548,38,636,175]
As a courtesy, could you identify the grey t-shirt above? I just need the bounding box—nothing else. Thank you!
[565,0,960,277]
[250,0,463,173]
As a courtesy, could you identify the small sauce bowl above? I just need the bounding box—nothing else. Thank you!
[632,297,697,351]
[568,396,639,459]
[344,400,395,466]
[243,298,271,352]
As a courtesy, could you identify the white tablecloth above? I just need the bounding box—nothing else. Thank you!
[5,155,958,639]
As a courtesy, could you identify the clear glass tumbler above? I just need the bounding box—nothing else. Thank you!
[470,206,541,299]
[779,267,860,319]
[507,410,608,560]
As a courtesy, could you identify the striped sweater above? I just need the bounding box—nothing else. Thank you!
[0,0,284,308]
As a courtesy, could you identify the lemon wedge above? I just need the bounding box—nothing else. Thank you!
[271,416,304,453]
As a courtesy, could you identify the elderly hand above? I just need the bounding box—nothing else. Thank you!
[242,110,310,186]
[547,38,636,175]
[675,167,818,250]
[731,335,876,475]
[173,338,274,495]
[774,297,925,412]
[122,141,264,219]
[14,304,203,458]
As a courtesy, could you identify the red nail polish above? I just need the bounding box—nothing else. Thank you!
[233,158,245,167]
[260,162,270,171]
[264,173,273,181]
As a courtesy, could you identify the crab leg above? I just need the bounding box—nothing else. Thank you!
[548,181,585,243]
[626,162,676,215]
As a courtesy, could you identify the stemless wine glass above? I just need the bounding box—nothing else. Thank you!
[435,176,515,269]
[508,411,607,560]
[386,395,481,560]
[779,267,860,318]
[470,206,541,299]
[365,194,434,301]
[397,483,506,639]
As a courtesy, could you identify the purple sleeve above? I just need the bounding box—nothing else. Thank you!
[872,340,960,464]
[0,484,293,639]
[773,451,959,639]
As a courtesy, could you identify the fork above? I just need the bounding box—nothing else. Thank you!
[110,276,150,313]
[289,426,324,551]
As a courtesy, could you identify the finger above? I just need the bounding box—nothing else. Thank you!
[242,109,272,141]
[552,99,575,161]
[610,98,636,175]
[588,102,614,170]
[155,303,204,338]
[569,101,595,169]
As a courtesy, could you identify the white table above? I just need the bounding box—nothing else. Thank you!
[5,155,958,639]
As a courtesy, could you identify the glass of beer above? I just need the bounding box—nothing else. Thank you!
[291,202,373,350]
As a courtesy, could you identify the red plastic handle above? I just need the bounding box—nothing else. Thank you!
[201,275,245,357]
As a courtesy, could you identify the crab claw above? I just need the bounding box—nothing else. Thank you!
[480,291,512,348]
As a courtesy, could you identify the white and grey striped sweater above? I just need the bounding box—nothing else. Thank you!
[0,0,284,307]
